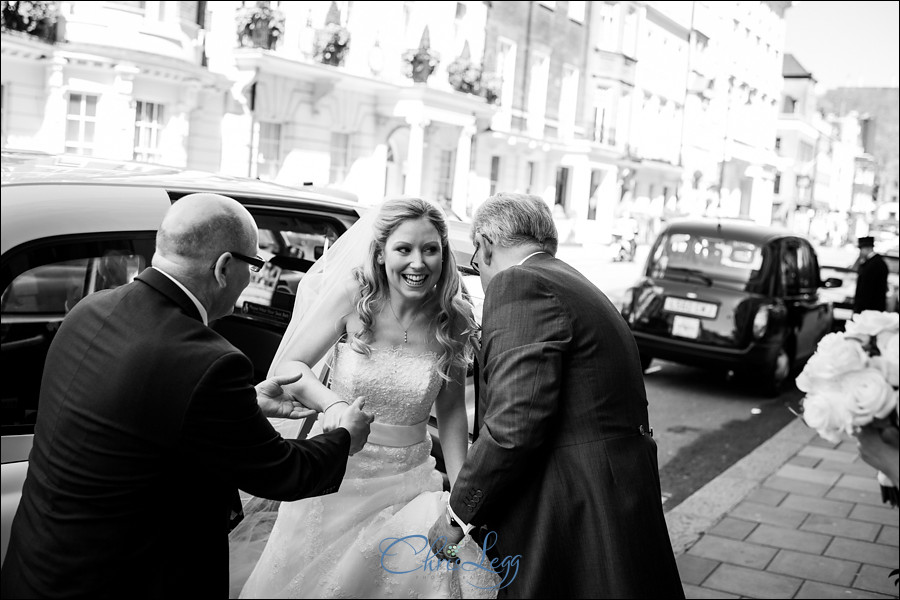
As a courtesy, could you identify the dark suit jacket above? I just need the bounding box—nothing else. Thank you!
[451,253,683,599]
[853,253,888,313]
[0,268,350,599]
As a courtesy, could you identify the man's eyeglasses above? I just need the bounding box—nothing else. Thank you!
[230,252,266,272]
[469,235,491,275]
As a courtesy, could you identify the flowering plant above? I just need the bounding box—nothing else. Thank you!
[796,310,899,503]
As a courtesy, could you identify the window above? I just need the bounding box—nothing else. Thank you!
[592,88,612,144]
[251,121,282,181]
[490,156,501,196]
[107,1,146,12]
[598,3,617,51]
[329,132,350,184]
[558,65,579,139]
[133,101,165,163]
[436,150,455,202]
[527,52,550,138]
[65,93,98,156]
[774,172,781,194]
[567,0,585,22]
[1,236,155,435]
[555,166,570,207]
[774,136,781,152]
[494,38,517,121]
[526,161,537,194]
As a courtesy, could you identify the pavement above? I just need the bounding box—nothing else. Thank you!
[665,418,900,599]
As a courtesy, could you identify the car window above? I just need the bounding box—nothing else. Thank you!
[1,236,155,436]
[648,232,765,290]
[796,242,816,291]
[233,212,346,325]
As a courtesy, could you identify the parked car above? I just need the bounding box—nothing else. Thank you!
[619,219,841,396]
[0,151,479,565]
[819,245,900,330]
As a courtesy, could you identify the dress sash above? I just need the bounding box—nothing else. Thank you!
[367,420,428,447]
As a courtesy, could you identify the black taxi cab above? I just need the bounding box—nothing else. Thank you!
[619,218,841,396]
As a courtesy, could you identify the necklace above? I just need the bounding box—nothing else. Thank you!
[388,301,419,343]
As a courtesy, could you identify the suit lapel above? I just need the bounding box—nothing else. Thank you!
[135,267,204,323]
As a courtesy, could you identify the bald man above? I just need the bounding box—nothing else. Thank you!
[1,194,372,599]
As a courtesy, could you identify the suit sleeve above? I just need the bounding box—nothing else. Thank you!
[450,267,570,525]
[181,352,350,501]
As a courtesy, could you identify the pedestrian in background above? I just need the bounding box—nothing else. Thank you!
[853,236,888,314]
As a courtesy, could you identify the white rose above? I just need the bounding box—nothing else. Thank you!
[799,333,869,385]
[845,311,900,337]
[842,368,897,426]
[871,330,899,388]
[802,391,852,443]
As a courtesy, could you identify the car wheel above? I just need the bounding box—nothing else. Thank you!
[640,353,653,372]
[760,346,791,397]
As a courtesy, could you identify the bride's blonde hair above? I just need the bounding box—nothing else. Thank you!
[350,197,478,382]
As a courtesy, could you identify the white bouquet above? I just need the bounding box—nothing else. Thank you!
[796,310,899,504]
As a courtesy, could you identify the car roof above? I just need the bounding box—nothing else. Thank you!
[661,218,797,244]
[1,150,362,215]
[1,151,364,256]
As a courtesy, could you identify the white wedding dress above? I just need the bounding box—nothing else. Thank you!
[230,343,499,599]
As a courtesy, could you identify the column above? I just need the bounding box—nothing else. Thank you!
[37,56,68,152]
[108,63,140,159]
[404,116,429,197]
[451,122,476,219]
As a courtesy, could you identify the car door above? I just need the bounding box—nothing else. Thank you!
[1,234,157,565]
[781,239,831,365]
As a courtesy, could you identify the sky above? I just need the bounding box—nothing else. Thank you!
[783,0,900,91]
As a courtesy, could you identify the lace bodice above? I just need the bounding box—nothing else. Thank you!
[329,342,444,426]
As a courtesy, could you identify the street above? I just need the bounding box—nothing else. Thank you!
[555,240,858,511]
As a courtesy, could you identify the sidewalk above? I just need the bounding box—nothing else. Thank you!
[666,419,899,599]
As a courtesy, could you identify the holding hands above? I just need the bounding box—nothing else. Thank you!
[856,421,900,488]
[332,396,374,456]
[255,372,317,420]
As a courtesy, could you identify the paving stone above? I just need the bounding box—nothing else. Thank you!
[677,553,720,586]
[826,487,892,507]
[745,488,787,507]
[876,526,899,547]
[849,503,900,526]
[776,464,842,486]
[688,535,777,569]
[853,564,899,596]
[837,474,886,492]
[767,549,859,586]
[799,446,858,463]
[795,580,895,599]
[825,537,900,569]
[708,517,759,541]
[810,437,843,449]
[837,441,860,454]
[817,460,882,477]
[764,475,832,497]
[781,493,854,518]
[682,583,740,599]
[801,513,880,542]
[702,564,802,598]
[730,500,809,528]
[746,524,832,554]
[789,455,821,468]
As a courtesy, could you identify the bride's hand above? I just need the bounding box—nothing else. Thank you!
[255,372,317,420]
[320,394,351,433]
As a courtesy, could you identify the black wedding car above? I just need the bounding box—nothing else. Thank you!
[619,219,841,396]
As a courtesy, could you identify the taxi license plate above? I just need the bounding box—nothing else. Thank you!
[672,315,700,339]
[663,296,718,318]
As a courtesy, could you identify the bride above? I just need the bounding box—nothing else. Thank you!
[229,197,499,598]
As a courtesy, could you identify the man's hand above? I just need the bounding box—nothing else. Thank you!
[857,424,900,488]
[427,513,465,562]
[338,396,374,455]
[255,372,317,420]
